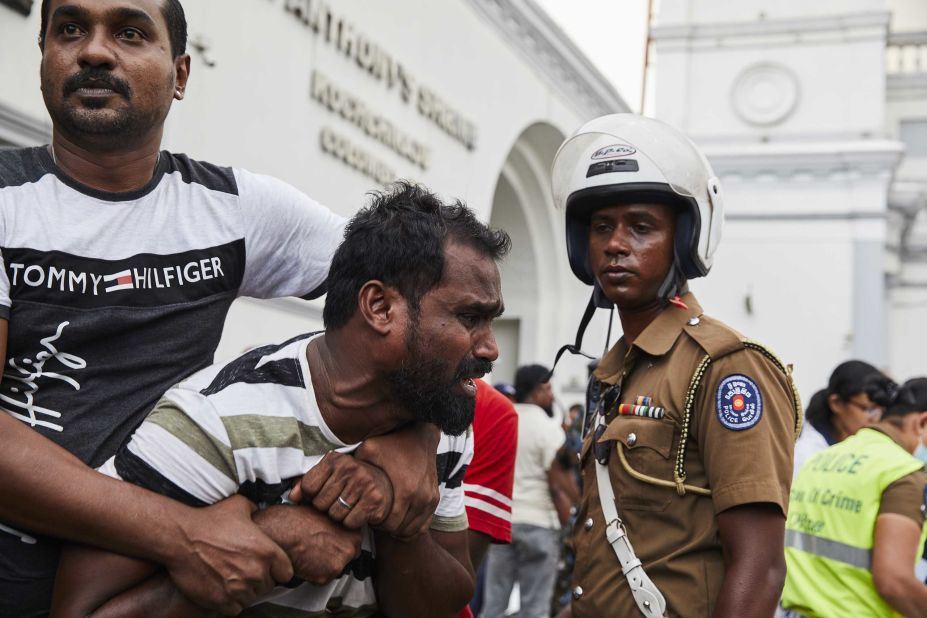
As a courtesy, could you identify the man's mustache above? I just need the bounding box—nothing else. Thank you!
[455,357,493,382]
[63,69,131,98]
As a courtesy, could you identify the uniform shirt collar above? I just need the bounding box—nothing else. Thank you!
[594,292,703,382]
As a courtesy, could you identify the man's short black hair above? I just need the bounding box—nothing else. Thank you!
[323,181,511,330]
[40,0,188,58]
[515,364,550,403]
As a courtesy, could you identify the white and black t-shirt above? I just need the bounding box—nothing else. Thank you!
[97,333,472,617]
[0,147,345,616]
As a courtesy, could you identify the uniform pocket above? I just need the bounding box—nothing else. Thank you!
[600,416,678,512]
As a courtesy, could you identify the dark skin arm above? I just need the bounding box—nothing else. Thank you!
[352,422,442,540]
[295,446,473,617]
[548,457,580,528]
[468,530,493,573]
[872,513,927,617]
[0,416,292,615]
[289,451,394,530]
[52,504,363,618]
[51,547,208,618]
[714,503,786,618]
[374,529,474,618]
[53,442,418,616]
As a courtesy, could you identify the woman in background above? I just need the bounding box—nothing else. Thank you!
[794,360,890,476]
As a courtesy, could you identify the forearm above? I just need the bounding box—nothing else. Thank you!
[467,530,493,572]
[880,578,927,618]
[55,559,204,618]
[51,545,161,618]
[90,575,213,618]
[374,531,473,618]
[548,461,579,528]
[53,506,298,618]
[0,413,186,564]
[713,556,784,617]
[550,488,573,528]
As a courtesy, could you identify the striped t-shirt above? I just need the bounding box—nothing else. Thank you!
[98,332,472,616]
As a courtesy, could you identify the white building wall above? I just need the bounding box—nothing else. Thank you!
[0,5,48,143]
[658,0,885,24]
[885,0,927,380]
[652,0,900,398]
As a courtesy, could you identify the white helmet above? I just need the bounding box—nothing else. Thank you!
[551,114,724,298]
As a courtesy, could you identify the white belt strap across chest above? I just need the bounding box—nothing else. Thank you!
[594,412,668,617]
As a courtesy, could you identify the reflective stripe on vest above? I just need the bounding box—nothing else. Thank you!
[784,529,870,569]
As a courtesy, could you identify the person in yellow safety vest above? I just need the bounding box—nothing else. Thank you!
[781,377,927,618]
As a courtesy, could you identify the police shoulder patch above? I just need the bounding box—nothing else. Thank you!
[715,374,763,431]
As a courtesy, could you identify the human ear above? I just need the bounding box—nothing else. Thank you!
[917,411,927,436]
[174,54,191,100]
[356,281,403,336]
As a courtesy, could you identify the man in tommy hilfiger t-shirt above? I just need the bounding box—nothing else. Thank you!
[0,1,441,616]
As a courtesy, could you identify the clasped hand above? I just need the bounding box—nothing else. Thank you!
[290,451,395,529]
[291,425,441,540]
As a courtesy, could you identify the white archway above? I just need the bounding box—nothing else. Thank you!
[488,122,567,384]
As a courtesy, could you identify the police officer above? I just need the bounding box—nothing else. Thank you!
[549,114,802,617]
[781,378,927,617]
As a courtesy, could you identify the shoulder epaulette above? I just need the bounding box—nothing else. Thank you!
[682,313,745,359]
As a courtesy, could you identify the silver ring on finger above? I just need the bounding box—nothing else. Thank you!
[336,495,354,511]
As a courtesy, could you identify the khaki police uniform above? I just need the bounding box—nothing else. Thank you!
[571,293,801,617]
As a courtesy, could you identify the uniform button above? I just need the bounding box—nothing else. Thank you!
[627,432,637,446]
[687,316,701,326]
[584,518,594,530]
[573,586,584,600]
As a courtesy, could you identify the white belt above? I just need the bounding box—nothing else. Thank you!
[593,412,668,617]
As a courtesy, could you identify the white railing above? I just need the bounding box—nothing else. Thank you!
[887,32,927,75]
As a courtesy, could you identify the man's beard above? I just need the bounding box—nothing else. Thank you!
[57,103,147,137]
[385,332,492,436]
[43,67,164,139]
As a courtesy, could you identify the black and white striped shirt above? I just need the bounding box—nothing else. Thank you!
[99,333,472,617]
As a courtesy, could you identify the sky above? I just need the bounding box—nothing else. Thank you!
[533,0,651,112]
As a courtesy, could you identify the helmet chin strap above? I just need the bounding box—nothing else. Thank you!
[656,256,688,302]
[544,289,602,382]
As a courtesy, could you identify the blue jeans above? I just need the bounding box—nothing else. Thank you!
[482,523,560,618]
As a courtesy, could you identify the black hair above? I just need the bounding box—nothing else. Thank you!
[40,0,188,58]
[515,364,550,404]
[867,377,927,419]
[322,181,511,330]
[805,360,886,439]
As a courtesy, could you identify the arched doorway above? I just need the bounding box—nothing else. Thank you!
[488,122,567,385]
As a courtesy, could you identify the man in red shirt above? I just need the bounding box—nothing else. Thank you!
[459,379,519,618]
